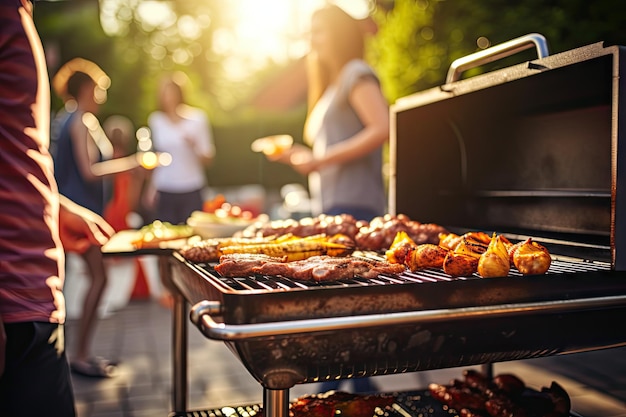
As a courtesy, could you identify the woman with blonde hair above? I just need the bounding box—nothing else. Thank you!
[268,4,389,222]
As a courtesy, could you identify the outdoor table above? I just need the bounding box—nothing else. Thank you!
[101,230,197,414]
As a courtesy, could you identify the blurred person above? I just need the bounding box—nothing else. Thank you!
[103,115,152,300]
[52,62,150,377]
[103,115,148,231]
[145,73,216,309]
[145,72,216,225]
[266,4,388,223]
[264,4,390,392]
[0,0,115,413]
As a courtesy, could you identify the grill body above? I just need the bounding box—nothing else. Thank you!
[390,41,626,268]
[174,252,625,390]
[172,38,626,416]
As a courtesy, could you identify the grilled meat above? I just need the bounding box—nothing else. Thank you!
[289,391,395,417]
[213,253,287,276]
[406,243,449,271]
[179,238,223,263]
[240,213,363,240]
[215,254,405,282]
[356,214,448,251]
[429,370,570,417]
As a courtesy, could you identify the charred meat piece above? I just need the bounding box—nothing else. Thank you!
[430,370,570,417]
[356,214,448,251]
[179,239,223,263]
[214,254,405,282]
[214,253,287,277]
[289,391,395,417]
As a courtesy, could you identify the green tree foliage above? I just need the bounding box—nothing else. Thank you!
[33,0,626,191]
[370,0,626,103]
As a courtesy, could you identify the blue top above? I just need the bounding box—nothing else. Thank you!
[54,112,106,215]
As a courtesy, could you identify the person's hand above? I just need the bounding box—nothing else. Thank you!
[58,196,115,253]
[287,145,318,175]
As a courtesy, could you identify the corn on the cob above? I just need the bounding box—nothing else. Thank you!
[218,234,354,262]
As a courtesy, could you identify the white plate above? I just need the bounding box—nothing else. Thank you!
[186,216,252,239]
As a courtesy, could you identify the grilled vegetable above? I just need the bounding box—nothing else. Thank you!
[512,238,552,275]
[454,235,488,259]
[385,231,417,264]
[477,233,511,278]
[443,252,479,277]
[442,233,488,277]
[219,234,354,262]
[406,243,448,271]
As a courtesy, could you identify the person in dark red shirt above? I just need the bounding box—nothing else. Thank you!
[0,0,116,414]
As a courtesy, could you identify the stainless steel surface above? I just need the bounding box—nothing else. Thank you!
[445,33,549,83]
[264,389,289,417]
[190,295,626,341]
[172,290,188,414]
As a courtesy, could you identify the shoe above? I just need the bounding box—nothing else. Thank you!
[70,357,117,378]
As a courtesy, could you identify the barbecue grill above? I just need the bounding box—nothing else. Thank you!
[168,34,626,417]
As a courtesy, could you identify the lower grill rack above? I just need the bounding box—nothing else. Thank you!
[171,389,584,417]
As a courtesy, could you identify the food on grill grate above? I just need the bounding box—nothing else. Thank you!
[355,214,448,251]
[239,213,447,252]
[213,253,287,276]
[477,233,511,278]
[443,234,489,277]
[289,391,395,417]
[214,253,406,282]
[219,233,355,262]
[387,230,552,278]
[408,243,449,270]
[179,233,354,263]
[509,238,552,275]
[178,235,281,263]
[131,220,193,249]
[241,213,364,240]
[428,369,570,417]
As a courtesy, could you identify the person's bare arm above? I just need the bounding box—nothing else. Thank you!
[70,113,142,178]
[291,77,389,175]
[69,114,100,182]
[320,78,389,166]
[58,195,115,253]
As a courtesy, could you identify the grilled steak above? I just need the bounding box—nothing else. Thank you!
[214,254,405,282]
[213,253,287,277]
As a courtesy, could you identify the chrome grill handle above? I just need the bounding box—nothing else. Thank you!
[190,295,626,342]
[446,33,549,84]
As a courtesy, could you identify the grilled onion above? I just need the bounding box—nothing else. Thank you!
[511,238,552,275]
[477,233,511,278]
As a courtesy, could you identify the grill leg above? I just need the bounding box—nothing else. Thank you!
[162,254,188,414]
[481,363,493,379]
[263,387,290,417]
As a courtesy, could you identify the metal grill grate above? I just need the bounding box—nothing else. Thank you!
[173,390,584,417]
[191,255,611,293]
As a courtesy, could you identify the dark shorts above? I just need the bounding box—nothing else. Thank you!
[0,322,76,417]
[156,188,204,224]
